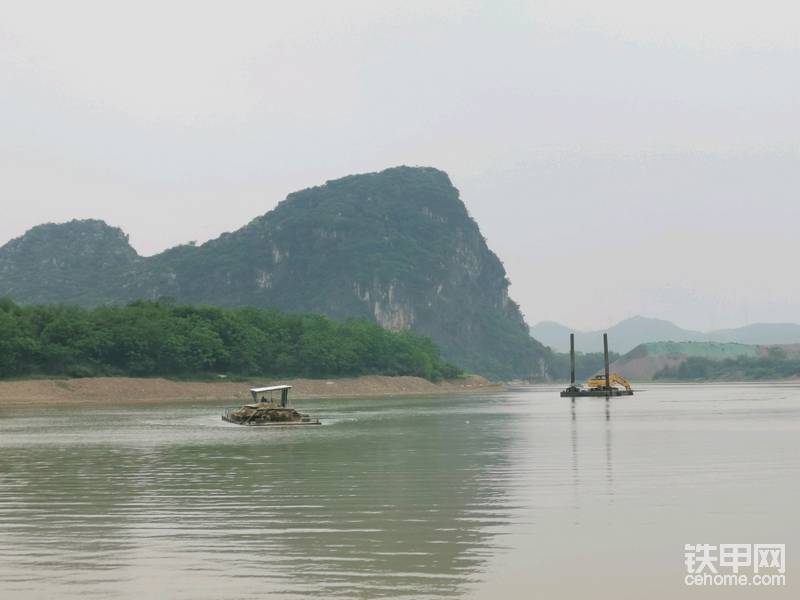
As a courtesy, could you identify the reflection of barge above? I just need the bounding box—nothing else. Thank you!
[222,385,321,426]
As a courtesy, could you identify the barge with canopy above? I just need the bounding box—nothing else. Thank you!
[222,385,321,426]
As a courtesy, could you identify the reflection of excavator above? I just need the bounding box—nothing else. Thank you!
[587,373,632,392]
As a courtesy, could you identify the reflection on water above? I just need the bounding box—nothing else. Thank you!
[0,396,519,599]
[2,384,800,599]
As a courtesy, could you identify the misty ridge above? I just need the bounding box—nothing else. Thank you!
[531,316,800,355]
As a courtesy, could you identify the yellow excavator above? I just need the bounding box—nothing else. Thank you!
[586,372,632,392]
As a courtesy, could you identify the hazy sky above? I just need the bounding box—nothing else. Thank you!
[1,1,798,330]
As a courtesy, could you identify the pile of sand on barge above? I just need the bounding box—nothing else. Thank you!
[225,403,306,424]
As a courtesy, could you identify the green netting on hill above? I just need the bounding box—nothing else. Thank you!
[641,341,758,359]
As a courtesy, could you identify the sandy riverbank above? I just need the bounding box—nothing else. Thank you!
[0,375,503,407]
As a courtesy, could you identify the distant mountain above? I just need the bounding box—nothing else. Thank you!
[530,316,703,354]
[531,316,800,354]
[706,323,800,345]
[526,321,573,348]
[0,166,549,380]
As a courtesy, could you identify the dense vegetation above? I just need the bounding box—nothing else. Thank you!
[0,167,550,380]
[549,351,620,381]
[654,348,800,380]
[0,299,462,381]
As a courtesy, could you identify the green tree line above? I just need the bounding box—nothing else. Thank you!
[0,298,462,381]
[654,348,800,380]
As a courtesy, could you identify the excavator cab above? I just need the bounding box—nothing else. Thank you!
[586,372,632,392]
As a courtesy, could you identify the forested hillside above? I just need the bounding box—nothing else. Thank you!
[0,166,550,379]
[0,299,461,381]
[653,347,800,381]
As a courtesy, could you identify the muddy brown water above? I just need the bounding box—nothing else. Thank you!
[1,384,798,599]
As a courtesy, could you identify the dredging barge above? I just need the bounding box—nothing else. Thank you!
[222,385,321,426]
[560,333,634,398]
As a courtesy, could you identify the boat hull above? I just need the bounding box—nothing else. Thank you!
[560,389,634,397]
[221,415,321,426]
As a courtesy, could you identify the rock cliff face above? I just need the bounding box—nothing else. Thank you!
[0,166,549,379]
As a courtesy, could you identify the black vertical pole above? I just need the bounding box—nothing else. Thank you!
[569,333,576,385]
[603,333,610,390]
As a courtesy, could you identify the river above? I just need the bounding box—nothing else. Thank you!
[1,383,797,598]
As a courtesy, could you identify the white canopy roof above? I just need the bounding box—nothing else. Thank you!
[250,385,292,393]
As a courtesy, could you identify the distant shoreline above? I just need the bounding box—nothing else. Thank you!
[0,375,503,407]
[551,378,800,386]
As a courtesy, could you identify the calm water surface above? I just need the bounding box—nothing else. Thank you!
[1,384,798,599]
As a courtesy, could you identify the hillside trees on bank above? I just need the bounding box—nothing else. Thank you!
[0,299,462,381]
[654,349,800,381]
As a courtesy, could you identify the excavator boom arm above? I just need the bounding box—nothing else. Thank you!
[586,373,632,391]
